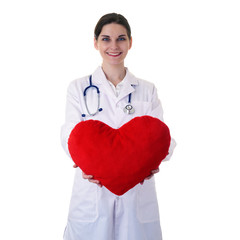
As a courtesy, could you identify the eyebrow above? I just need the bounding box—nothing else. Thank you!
[100,34,127,38]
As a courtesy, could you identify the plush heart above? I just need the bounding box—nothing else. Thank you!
[68,116,171,196]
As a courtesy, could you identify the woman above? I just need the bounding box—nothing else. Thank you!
[61,13,176,240]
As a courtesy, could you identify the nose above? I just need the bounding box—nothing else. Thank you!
[110,40,119,50]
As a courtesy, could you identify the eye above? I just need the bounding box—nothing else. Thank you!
[102,37,110,41]
[118,37,126,41]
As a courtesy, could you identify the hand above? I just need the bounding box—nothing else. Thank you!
[140,168,160,185]
[73,164,102,187]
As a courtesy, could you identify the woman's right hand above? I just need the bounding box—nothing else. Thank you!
[73,164,102,187]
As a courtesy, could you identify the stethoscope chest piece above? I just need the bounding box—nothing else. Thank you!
[123,104,135,114]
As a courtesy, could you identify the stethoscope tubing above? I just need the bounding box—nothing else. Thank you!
[82,75,134,117]
[83,75,100,96]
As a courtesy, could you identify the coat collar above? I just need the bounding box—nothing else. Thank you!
[91,66,138,102]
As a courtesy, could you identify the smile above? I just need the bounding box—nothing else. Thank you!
[106,52,122,57]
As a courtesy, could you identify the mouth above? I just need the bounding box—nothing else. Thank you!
[106,52,122,57]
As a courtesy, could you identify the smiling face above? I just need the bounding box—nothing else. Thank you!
[94,23,132,67]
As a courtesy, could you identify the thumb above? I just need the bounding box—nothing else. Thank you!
[73,163,78,168]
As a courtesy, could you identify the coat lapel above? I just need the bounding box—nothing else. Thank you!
[116,70,138,104]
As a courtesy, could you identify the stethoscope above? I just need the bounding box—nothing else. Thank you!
[81,75,135,117]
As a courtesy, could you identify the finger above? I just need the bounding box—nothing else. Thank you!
[89,179,102,187]
[88,179,100,184]
[82,172,93,179]
[145,174,153,180]
[151,168,160,174]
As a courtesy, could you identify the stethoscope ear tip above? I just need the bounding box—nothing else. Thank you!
[99,108,103,112]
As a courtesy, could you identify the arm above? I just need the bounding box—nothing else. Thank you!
[141,85,176,184]
[61,81,83,157]
[150,85,176,162]
[61,80,102,186]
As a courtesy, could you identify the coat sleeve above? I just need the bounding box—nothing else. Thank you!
[150,85,176,162]
[60,81,83,157]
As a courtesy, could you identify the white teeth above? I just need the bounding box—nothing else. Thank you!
[107,52,121,56]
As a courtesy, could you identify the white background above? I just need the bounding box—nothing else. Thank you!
[0,0,239,239]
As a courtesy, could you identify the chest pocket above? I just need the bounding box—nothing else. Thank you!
[130,101,152,116]
[117,101,153,124]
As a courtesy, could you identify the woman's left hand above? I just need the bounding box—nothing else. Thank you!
[140,168,160,185]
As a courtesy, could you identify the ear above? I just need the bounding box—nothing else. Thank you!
[94,37,98,50]
[129,37,133,50]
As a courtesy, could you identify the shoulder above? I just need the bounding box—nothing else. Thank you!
[66,75,91,100]
[127,70,158,102]
[65,75,90,103]
[137,78,155,90]
[128,69,155,89]
[68,75,89,91]
[129,71,156,96]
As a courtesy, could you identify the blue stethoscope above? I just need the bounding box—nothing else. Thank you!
[81,75,135,117]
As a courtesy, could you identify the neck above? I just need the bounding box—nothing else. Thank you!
[101,62,126,87]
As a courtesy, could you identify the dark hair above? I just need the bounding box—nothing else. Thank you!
[94,13,131,40]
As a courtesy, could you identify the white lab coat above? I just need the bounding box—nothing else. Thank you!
[61,66,176,240]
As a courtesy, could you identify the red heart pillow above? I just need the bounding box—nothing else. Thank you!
[68,116,171,195]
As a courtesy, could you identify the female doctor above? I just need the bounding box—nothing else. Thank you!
[61,13,175,240]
